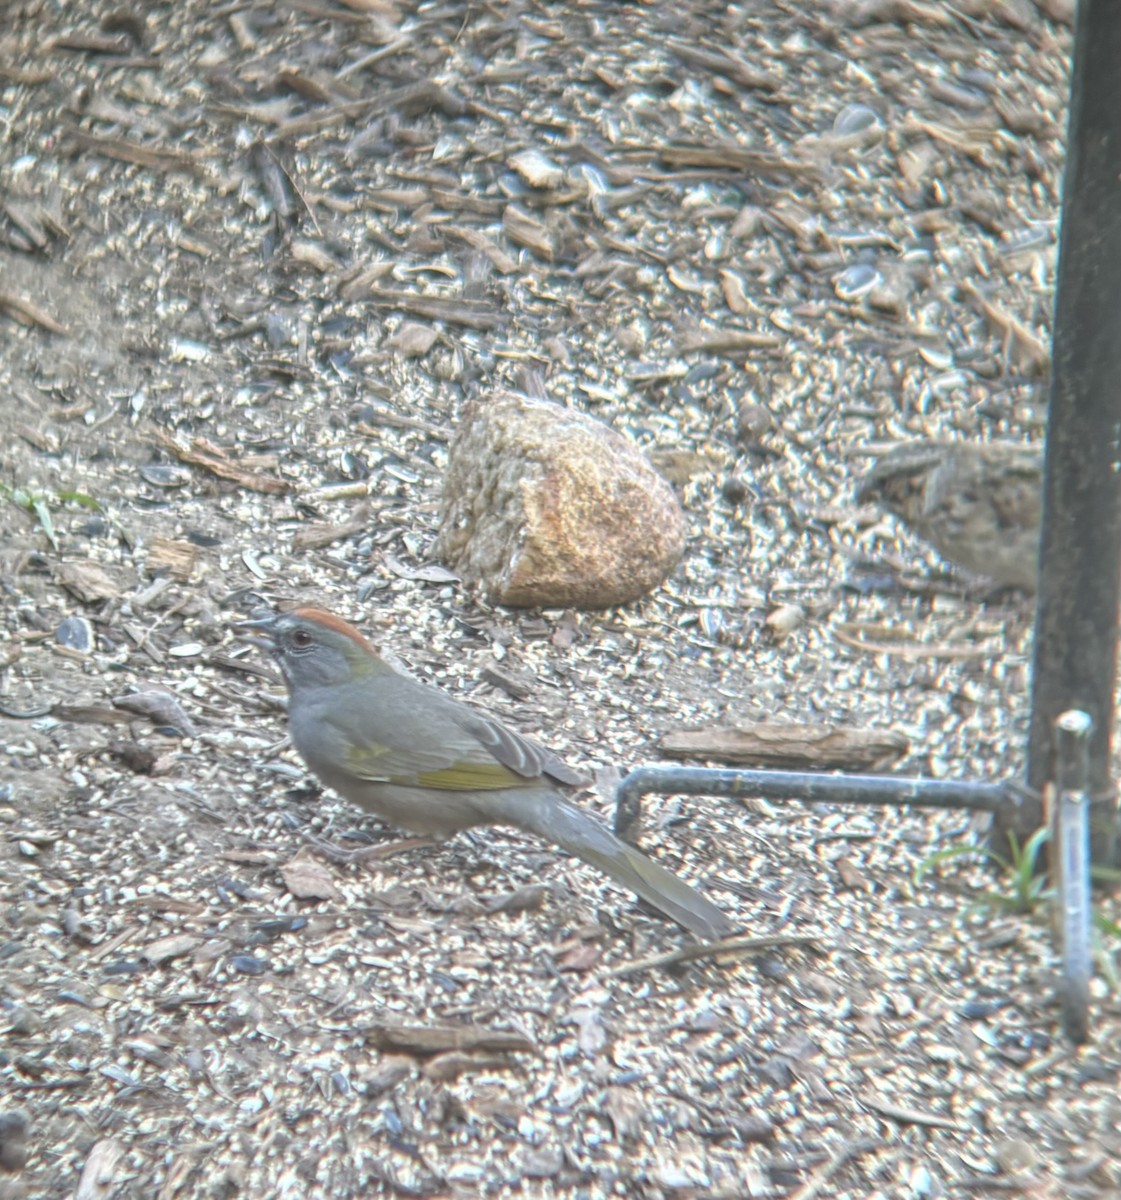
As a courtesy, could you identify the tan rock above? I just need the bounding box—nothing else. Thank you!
[436,392,686,609]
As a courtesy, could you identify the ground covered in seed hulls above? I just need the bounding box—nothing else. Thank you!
[2,1,1119,1197]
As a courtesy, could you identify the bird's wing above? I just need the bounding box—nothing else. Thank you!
[454,709,586,787]
[988,457,1043,531]
[327,679,579,791]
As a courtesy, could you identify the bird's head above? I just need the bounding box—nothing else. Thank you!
[237,607,384,691]
[855,442,943,519]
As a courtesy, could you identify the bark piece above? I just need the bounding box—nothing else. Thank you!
[362,1022,535,1056]
[659,721,909,771]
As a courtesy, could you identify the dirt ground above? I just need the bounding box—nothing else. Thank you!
[2,1,1120,1197]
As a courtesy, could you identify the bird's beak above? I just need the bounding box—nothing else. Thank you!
[234,613,279,654]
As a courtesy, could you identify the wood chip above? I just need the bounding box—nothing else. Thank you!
[786,1137,883,1200]
[445,224,519,274]
[362,1022,536,1056]
[676,327,783,354]
[422,1051,517,1081]
[960,279,1051,376]
[146,537,199,581]
[508,148,565,189]
[143,933,203,965]
[67,131,207,174]
[665,37,779,90]
[290,239,340,272]
[478,659,536,700]
[291,505,369,551]
[659,144,819,177]
[502,204,555,260]
[834,855,874,892]
[386,320,439,357]
[719,269,752,314]
[338,282,505,329]
[49,33,133,55]
[152,429,290,494]
[51,704,133,727]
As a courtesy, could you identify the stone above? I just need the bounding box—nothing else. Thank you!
[436,392,686,609]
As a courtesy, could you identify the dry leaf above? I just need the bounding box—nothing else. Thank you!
[280,852,342,901]
[766,603,805,641]
[387,321,439,357]
[571,1007,607,1056]
[834,855,873,893]
[555,941,602,972]
[112,689,199,737]
[605,1086,643,1139]
[75,1138,124,1200]
[509,148,564,189]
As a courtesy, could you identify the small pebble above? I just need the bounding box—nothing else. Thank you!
[995,1137,1038,1175]
[55,616,94,654]
[168,642,205,658]
[227,956,268,976]
[835,263,880,299]
[833,102,883,139]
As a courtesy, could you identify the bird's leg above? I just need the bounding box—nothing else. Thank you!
[304,830,436,865]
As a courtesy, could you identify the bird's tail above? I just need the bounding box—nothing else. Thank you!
[493,791,735,941]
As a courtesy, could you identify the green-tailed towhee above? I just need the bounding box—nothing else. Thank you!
[239,607,733,941]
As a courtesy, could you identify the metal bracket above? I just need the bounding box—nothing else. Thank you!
[615,765,1008,844]
[614,763,1093,1042]
[1052,710,1094,1044]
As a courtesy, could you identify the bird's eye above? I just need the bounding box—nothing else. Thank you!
[291,629,314,649]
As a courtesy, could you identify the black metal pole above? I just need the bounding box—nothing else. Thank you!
[1020,0,1121,867]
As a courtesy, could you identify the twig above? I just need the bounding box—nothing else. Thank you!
[0,291,67,334]
[861,1093,964,1130]
[787,1137,883,1200]
[606,931,820,977]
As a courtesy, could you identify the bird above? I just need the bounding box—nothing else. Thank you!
[855,440,1042,591]
[238,607,735,941]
